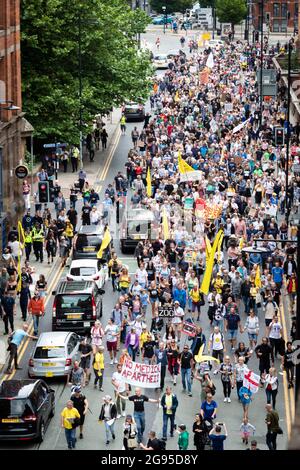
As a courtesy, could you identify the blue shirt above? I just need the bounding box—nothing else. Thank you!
[272,267,283,283]
[210,434,226,451]
[11,329,28,347]
[201,400,218,419]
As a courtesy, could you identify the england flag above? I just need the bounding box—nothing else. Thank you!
[243,368,261,394]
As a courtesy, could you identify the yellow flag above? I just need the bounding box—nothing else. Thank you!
[178,152,193,174]
[217,232,224,263]
[194,344,220,364]
[97,228,111,259]
[175,90,179,102]
[255,265,262,288]
[162,208,169,240]
[146,167,152,197]
[18,221,25,243]
[239,237,244,250]
[200,230,223,295]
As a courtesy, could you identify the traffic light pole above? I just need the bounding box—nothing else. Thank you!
[286,41,292,225]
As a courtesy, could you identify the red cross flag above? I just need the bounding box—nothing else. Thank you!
[243,368,261,394]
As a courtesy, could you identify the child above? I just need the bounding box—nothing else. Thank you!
[240,418,255,445]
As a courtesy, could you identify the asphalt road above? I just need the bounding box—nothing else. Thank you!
[0,30,291,451]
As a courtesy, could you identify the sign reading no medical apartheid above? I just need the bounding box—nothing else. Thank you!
[120,358,161,388]
[182,321,197,337]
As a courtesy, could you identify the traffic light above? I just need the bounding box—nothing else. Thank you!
[48,179,55,202]
[38,181,49,203]
[274,127,284,146]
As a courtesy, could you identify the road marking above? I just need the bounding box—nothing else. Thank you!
[279,302,294,434]
[99,129,121,182]
[0,264,64,383]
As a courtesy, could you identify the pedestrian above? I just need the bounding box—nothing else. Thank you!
[28,291,45,336]
[268,315,283,359]
[24,228,33,261]
[59,236,69,267]
[243,309,259,349]
[45,231,57,264]
[209,422,228,451]
[19,284,31,321]
[70,145,79,172]
[240,418,256,445]
[161,386,178,440]
[98,395,117,445]
[180,344,194,396]
[70,386,89,439]
[78,337,93,386]
[61,400,81,449]
[93,346,105,391]
[262,367,279,409]
[91,320,104,354]
[208,326,225,373]
[6,323,37,374]
[155,37,160,49]
[78,169,86,193]
[255,337,274,376]
[120,114,126,135]
[118,387,159,444]
[233,357,248,401]
[155,341,168,390]
[200,393,218,424]
[104,318,119,364]
[140,431,164,451]
[22,180,31,210]
[31,223,45,262]
[219,356,233,403]
[265,404,281,450]
[193,413,208,451]
[177,424,189,450]
[123,415,138,450]
[112,363,128,418]
[282,341,295,389]
[67,360,85,388]
[1,292,15,335]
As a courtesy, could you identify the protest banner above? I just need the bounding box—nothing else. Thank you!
[182,321,197,337]
[158,306,174,318]
[120,358,161,388]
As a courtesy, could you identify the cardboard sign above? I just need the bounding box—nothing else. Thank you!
[182,321,197,337]
[158,306,174,318]
[120,358,161,388]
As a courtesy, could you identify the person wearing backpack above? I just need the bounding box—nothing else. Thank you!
[140,430,166,451]
[208,326,226,374]
[161,386,178,440]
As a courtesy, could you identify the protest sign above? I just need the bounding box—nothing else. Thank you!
[120,358,161,388]
[182,321,197,337]
[158,306,174,318]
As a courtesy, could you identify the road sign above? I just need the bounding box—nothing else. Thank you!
[158,306,174,318]
[43,143,67,149]
[15,165,28,179]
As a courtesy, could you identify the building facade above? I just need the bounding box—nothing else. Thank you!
[252,1,299,33]
[0,0,28,253]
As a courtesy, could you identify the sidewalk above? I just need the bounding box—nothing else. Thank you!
[0,108,121,369]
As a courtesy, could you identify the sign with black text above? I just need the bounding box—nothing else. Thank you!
[158,306,174,318]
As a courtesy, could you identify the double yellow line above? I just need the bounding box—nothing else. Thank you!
[94,129,121,194]
[279,299,295,437]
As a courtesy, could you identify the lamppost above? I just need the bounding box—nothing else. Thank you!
[242,235,300,404]
[162,6,166,34]
[285,39,293,225]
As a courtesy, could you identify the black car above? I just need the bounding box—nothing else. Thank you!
[72,225,111,260]
[0,379,55,442]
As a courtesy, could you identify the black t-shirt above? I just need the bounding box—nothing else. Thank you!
[82,206,91,218]
[147,438,161,451]
[180,351,193,369]
[149,288,159,300]
[71,395,86,414]
[129,395,149,412]
[284,350,294,367]
[79,343,93,356]
[143,341,156,358]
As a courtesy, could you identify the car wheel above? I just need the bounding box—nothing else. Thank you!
[37,421,45,443]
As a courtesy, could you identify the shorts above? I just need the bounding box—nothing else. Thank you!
[80,357,91,370]
[150,298,158,304]
[107,341,117,352]
[228,329,238,340]
[265,319,272,327]
[248,333,258,341]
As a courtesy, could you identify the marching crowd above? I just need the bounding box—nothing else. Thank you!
[2,34,300,451]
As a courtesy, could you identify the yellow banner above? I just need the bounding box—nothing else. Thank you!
[178,152,194,174]
[200,229,224,295]
[162,208,169,240]
[97,228,111,259]
[255,265,262,288]
[146,166,152,197]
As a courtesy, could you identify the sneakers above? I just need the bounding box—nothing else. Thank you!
[224,397,228,402]
[188,392,193,397]
[213,370,218,375]
[110,360,113,365]
[79,433,83,439]
[99,387,104,392]
[117,414,121,419]
[112,434,116,440]
[227,397,231,403]
[122,412,126,417]
[114,358,118,364]
[106,440,110,445]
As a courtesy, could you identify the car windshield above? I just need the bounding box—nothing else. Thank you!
[0,399,33,418]
[70,267,96,277]
[56,294,92,311]
[34,346,66,359]
[154,55,167,60]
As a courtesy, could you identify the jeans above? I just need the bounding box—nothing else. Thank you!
[266,431,277,450]
[7,343,18,371]
[128,345,137,361]
[181,367,192,393]
[33,315,40,335]
[65,428,76,449]
[134,411,145,443]
[3,312,14,334]
[242,296,250,314]
[104,420,115,442]
[266,389,278,409]
[162,413,175,438]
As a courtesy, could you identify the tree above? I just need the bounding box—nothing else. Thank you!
[150,0,195,14]
[216,0,247,32]
[21,0,152,143]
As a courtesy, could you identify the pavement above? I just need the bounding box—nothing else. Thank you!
[0,29,294,451]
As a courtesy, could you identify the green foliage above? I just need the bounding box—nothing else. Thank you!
[198,0,213,7]
[150,0,195,14]
[216,0,247,26]
[21,0,152,142]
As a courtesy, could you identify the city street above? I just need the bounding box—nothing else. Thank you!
[0,27,295,451]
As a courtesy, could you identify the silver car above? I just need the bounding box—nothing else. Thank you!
[28,332,81,378]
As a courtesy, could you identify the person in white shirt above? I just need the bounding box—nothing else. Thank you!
[261,367,279,409]
[8,238,23,263]
[268,315,283,359]
[208,326,225,373]
[135,262,148,288]
[171,301,185,341]
[112,363,128,418]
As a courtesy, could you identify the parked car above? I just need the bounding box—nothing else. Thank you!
[123,102,145,122]
[0,379,55,442]
[52,280,104,332]
[72,224,110,260]
[153,54,169,69]
[207,39,224,48]
[67,259,108,290]
[152,15,174,25]
[167,49,186,60]
[28,331,81,379]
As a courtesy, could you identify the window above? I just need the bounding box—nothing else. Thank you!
[272,19,280,32]
[273,3,280,17]
[281,3,287,18]
[34,346,65,359]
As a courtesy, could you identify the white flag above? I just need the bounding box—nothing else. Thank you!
[232,117,251,134]
[206,52,214,69]
[243,368,261,394]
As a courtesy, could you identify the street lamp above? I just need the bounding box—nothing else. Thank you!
[242,235,300,405]
[162,6,166,34]
[285,39,293,225]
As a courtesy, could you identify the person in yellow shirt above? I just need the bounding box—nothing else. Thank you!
[61,400,81,449]
[189,285,204,321]
[211,273,224,294]
[118,267,131,294]
[93,346,105,391]
[139,327,149,349]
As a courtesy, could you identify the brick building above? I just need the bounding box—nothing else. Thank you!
[0,0,30,253]
[252,0,299,33]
